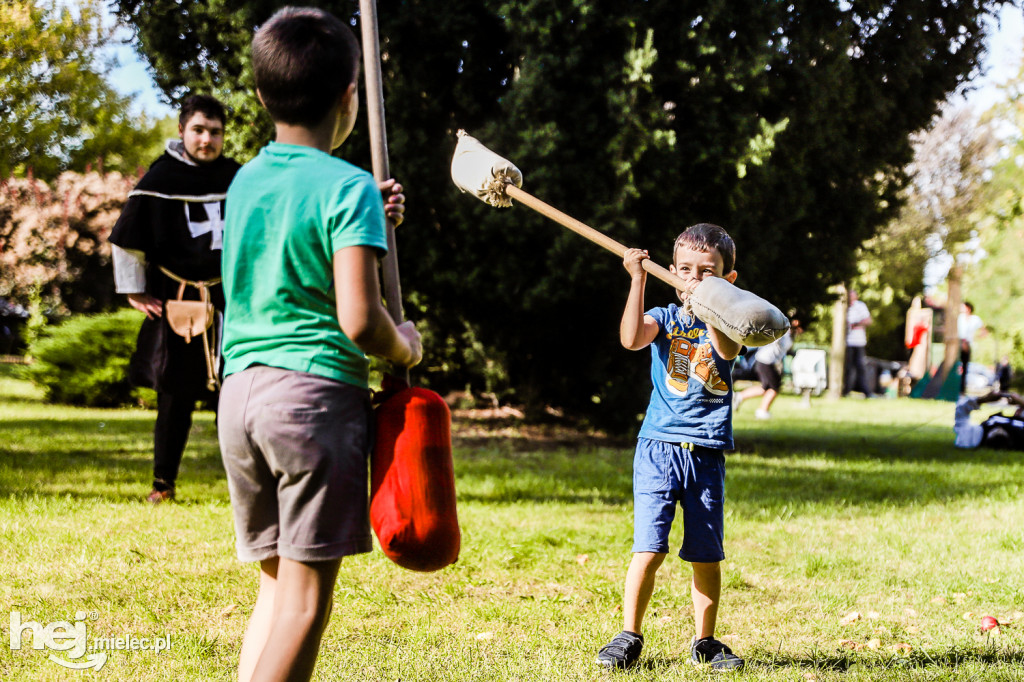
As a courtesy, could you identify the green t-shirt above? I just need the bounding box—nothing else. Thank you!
[221,142,388,388]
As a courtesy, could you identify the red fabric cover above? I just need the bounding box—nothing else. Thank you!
[906,323,929,349]
[371,377,460,571]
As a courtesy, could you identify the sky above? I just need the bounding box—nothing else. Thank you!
[106,17,174,119]
[960,4,1024,110]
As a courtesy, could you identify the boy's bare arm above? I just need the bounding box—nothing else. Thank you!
[1002,391,1024,409]
[704,325,742,361]
[676,276,742,360]
[620,248,660,350]
[333,246,422,367]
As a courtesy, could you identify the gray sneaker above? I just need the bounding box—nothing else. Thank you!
[596,630,643,669]
[690,636,744,671]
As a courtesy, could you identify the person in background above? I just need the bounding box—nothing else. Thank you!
[957,301,987,394]
[996,356,1013,392]
[109,95,240,504]
[734,318,801,419]
[843,289,873,398]
[954,390,1024,450]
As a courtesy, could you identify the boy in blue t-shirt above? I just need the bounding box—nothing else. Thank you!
[596,223,745,672]
[218,7,421,682]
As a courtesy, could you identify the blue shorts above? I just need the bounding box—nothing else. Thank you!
[632,437,726,562]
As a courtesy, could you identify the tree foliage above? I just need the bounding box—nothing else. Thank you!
[114,0,1005,427]
[833,105,999,363]
[961,76,1024,373]
[0,171,133,315]
[0,0,165,181]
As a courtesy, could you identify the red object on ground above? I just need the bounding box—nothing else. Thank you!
[371,375,460,572]
[981,615,1000,632]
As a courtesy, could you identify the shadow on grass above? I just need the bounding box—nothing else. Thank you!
[453,416,1024,509]
[0,414,226,503]
[734,423,1020,465]
[4,402,1024,511]
[750,644,1024,673]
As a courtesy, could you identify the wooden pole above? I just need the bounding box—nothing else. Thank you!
[359,0,408,383]
[504,184,688,292]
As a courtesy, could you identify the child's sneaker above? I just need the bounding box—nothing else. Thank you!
[595,630,643,669]
[755,409,771,420]
[690,636,744,671]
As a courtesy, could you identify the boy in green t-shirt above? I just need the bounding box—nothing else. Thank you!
[218,7,421,681]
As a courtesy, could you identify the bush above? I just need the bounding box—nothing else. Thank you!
[22,308,150,407]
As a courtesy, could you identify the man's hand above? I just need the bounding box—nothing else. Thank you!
[127,293,162,319]
[378,178,405,227]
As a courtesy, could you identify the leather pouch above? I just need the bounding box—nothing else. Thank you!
[165,282,212,343]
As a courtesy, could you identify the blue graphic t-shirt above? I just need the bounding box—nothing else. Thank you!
[637,303,734,448]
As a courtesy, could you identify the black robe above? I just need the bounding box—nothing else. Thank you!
[110,147,240,396]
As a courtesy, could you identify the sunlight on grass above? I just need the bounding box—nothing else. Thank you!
[1,368,1022,680]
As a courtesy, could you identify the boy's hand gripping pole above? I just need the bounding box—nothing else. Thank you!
[360,0,408,383]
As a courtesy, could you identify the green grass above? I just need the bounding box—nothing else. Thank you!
[1,367,1023,680]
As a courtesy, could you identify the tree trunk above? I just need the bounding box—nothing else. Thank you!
[828,284,848,400]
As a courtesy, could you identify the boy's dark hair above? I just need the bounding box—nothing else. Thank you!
[252,6,361,127]
[179,95,227,128]
[964,301,975,313]
[674,223,736,273]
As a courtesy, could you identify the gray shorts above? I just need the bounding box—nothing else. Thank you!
[218,365,374,562]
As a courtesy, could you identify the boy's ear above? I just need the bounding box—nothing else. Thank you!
[340,82,356,108]
[725,270,738,284]
[255,88,267,108]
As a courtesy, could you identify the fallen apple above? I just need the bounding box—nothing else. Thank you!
[981,615,1000,632]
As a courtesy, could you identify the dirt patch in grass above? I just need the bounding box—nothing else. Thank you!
[451,407,630,451]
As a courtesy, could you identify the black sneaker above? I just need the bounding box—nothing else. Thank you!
[595,630,643,669]
[690,636,744,671]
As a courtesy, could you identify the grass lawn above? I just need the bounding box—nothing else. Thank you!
[1,367,1023,681]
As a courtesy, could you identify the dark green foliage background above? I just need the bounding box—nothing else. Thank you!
[22,309,152,407]
[113,0,1003,428]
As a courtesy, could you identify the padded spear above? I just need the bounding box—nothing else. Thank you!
[450,130,789,347]
[360,0,459,572]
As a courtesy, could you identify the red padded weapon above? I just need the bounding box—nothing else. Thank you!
[359,0,460,571]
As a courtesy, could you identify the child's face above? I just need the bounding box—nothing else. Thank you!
[670,244,737,301]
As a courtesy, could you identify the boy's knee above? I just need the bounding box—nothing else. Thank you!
[632,551,668,570]
[690,560,721,577]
